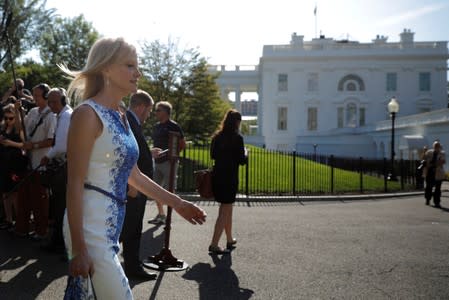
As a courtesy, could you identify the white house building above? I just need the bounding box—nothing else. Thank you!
[209,29,449,160]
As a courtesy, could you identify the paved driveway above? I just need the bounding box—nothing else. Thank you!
[1,193,448,299]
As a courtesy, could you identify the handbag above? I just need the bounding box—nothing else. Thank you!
[194,169,214,198]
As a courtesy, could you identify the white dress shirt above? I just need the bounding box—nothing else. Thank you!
[24,106,56,168]
[46,105,73,160]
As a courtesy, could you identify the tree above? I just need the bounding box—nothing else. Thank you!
[0,0,54,70]
[139,38,229,143]
[39,14,99,70]
[139,37,200,120]
[181,59,230,142]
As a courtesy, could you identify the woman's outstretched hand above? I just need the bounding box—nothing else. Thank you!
[174,200,207,225]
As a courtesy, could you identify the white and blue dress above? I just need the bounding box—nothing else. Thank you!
[63,100,138,300]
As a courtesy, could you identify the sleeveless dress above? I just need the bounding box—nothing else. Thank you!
[63,100,139,300]
[0,127,26,193]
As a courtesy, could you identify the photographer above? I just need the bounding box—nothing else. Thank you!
[15,83,56,240]
[1,78,35,114]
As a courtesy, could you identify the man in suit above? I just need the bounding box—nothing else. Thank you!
[120,90,157,280]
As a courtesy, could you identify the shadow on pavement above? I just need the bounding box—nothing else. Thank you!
[126,223,165,290]
[182,254,254,300]
[436,205,449,213]
[0,232,67,299]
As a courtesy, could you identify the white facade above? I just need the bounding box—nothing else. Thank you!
[210,29,449,160]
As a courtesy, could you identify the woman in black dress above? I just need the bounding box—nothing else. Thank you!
[0,103,26,230]
[209,109,247,254]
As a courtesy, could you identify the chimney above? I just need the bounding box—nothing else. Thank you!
[290,32,304,48]
[400,29,414,48]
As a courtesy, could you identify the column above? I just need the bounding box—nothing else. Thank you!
[234,86,241,112]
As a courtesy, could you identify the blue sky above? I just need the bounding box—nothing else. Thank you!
[46,0,449,66]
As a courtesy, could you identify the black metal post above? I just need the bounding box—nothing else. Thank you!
[245,157,249,198]
[388,112,397,181]
[144,131,187,271]
[359,157,363,194]
[292,150,296,195]
[330,155,334,194]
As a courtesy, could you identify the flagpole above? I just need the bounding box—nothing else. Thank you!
[314,3,317,38]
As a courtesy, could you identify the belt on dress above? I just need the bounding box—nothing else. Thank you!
[84,183,127,205]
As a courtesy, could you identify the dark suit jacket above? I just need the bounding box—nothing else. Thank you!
[127,110,153,179]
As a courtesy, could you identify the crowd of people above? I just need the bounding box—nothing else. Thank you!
[0,36,250,300]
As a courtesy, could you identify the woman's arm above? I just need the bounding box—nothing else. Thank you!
[66,105,101,277]
[128,166,206,224]
[0,139,23,148]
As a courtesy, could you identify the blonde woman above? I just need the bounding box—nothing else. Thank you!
[61,37,206,299]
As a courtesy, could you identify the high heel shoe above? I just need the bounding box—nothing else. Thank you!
[208,245,230,255]
[226,238,237,250]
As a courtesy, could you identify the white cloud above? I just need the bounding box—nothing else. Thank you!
[376,3,448,27]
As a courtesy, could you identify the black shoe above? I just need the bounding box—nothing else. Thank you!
[425,200,430,205]
[0,221,13,230]
[434,203,442,208]
[125,267,157,281]
[226,238,237,250]
[208,245,230,255]
[148,214,166,225]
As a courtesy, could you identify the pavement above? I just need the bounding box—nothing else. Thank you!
[1,188,449,300]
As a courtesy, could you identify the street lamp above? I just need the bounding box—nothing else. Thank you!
[387,97,399,181]
[313,144,317,161]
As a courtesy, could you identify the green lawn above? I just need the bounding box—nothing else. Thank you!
[179,144,407,195]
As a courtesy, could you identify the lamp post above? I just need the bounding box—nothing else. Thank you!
[387,97,399,181]
[313,144,317,161]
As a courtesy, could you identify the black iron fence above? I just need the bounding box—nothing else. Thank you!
[176,145,420,196]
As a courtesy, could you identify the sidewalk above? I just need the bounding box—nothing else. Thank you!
[1,192,448,299]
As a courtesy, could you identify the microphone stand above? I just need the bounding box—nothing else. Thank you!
[143,131,188,272]
[3,16,28,140]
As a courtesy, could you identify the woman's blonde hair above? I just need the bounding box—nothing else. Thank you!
[2,103,22,133]
[60,37,137,103]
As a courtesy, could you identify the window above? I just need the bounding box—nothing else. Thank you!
[337,107,344,128]
[419,72,431,91]
[346,103,357,128]
[359,107,365,126]
[307,107,317,131]
[338,104,363,128]
[338,74,365,91]
[277,107,287,130]
[386,73,397,91]
[307,73,319,92]
[278,74,288,92]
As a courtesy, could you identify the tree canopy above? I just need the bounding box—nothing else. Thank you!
[0,0,54,70]
[139,38,230,142]
[0,4,231,143]
[39,14,100,71]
